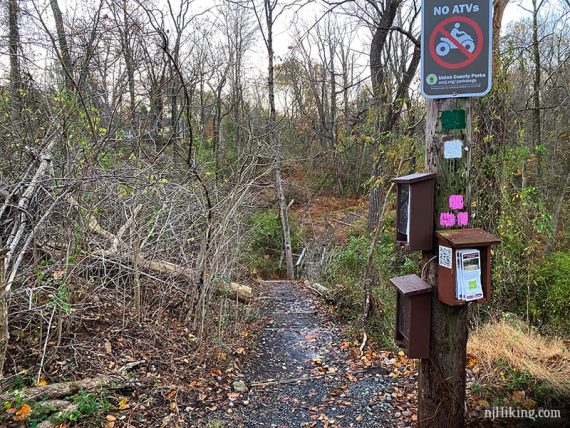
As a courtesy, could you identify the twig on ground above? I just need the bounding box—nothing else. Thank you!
[359,331,368,357]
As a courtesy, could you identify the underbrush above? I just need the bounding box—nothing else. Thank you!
[1,157,265,426]
[3,391,112,427]
[467,317,570,412]
[320,216,420,348]
[2,280,262,427]
[245,210,303,278]
[530,251,570,335]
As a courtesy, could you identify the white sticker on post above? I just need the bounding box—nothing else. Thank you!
[444,139,463,159]
[439,245,453,269]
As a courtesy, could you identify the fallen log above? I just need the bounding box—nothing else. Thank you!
[301,280,331,298]
[226,282,253,303]
[98,250,252,303]
[139,260,253,303]
[0,375,126,403]
[68,195,253,303]
[37,402,80,428]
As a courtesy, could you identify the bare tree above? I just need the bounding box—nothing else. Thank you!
[365,0,421,231]
[248,0,295,279]
[49,0,74,90]
[8,0,21,122]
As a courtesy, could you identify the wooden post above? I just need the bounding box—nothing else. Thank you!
[418,97,471,427]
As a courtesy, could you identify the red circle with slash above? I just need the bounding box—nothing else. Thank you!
[429,16,483,70]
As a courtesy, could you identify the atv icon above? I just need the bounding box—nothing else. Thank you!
[436,23,475,57]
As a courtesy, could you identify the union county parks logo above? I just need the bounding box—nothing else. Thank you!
[426,73,438,85]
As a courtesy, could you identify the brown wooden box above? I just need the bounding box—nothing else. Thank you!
[436,228,501,306]
[392,173,436,251]
[390,274,432,359]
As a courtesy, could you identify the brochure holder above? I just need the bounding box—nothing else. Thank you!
[390,274,432,359]
[436,228,501,306]
[392,173,436,251]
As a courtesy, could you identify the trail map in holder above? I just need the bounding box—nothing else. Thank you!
[421,0,492,98]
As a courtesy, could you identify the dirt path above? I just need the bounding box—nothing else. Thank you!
[206,280,415,427]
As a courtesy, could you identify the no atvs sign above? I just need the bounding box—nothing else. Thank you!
[421,0,493,98]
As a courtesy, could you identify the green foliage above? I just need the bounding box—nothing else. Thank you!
[530,252,570,335]
[470,382,484,395]
[492,184,553,318]
[50,392,111,426]
[245,210,302,277]
[322,216,420,348]
[50,285,71,315]
[492,360,559,404]
[72,392,111,419]
[2,391,111,427]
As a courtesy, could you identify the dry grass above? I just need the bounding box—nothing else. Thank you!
[468,318,570,395]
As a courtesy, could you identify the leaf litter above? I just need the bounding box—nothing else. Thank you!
[198,280,418,427]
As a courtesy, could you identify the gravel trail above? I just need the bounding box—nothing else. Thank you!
[207,280,414,428]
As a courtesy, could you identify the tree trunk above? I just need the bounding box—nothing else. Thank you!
[367,160,385,232]
[329,42,341,194]
[275,157,295,279]
[0,247,8,379]
[367,0,403,231]
[492,0,510,76]
[418,98,472,427]
[150,82,164,150]
[171,72,179,161]
[472,0,509,232]
[199,72,206,142]
[546,169,570,254]
[8,0,21,122]
[77,2,102,93]
[169,29,183,163]
[531,0,542,181]
[213,75,226,179]
[123,0,136,118]
[265,0,294,279]
[50,0,74,90]
[369,0,401,109]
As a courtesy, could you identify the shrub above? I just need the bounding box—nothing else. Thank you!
[321,218,420,348]
[491,185,552,320]
[531,252,570,335]
[245,210,302,277]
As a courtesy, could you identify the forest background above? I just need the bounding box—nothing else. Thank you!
[0,0,568,425]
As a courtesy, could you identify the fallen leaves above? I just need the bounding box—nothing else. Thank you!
[118,398,129,410]
[345,373,357,382]
[104,414,116,428]
[13,403,32,421]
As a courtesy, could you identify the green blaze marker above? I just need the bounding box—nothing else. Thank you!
[441,110,466,131]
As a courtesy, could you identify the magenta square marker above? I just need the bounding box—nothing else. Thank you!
[457,211,469,226]
[440,212,456,228]
[449,195,464,210]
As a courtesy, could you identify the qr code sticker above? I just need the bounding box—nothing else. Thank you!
[439,246,452,269]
